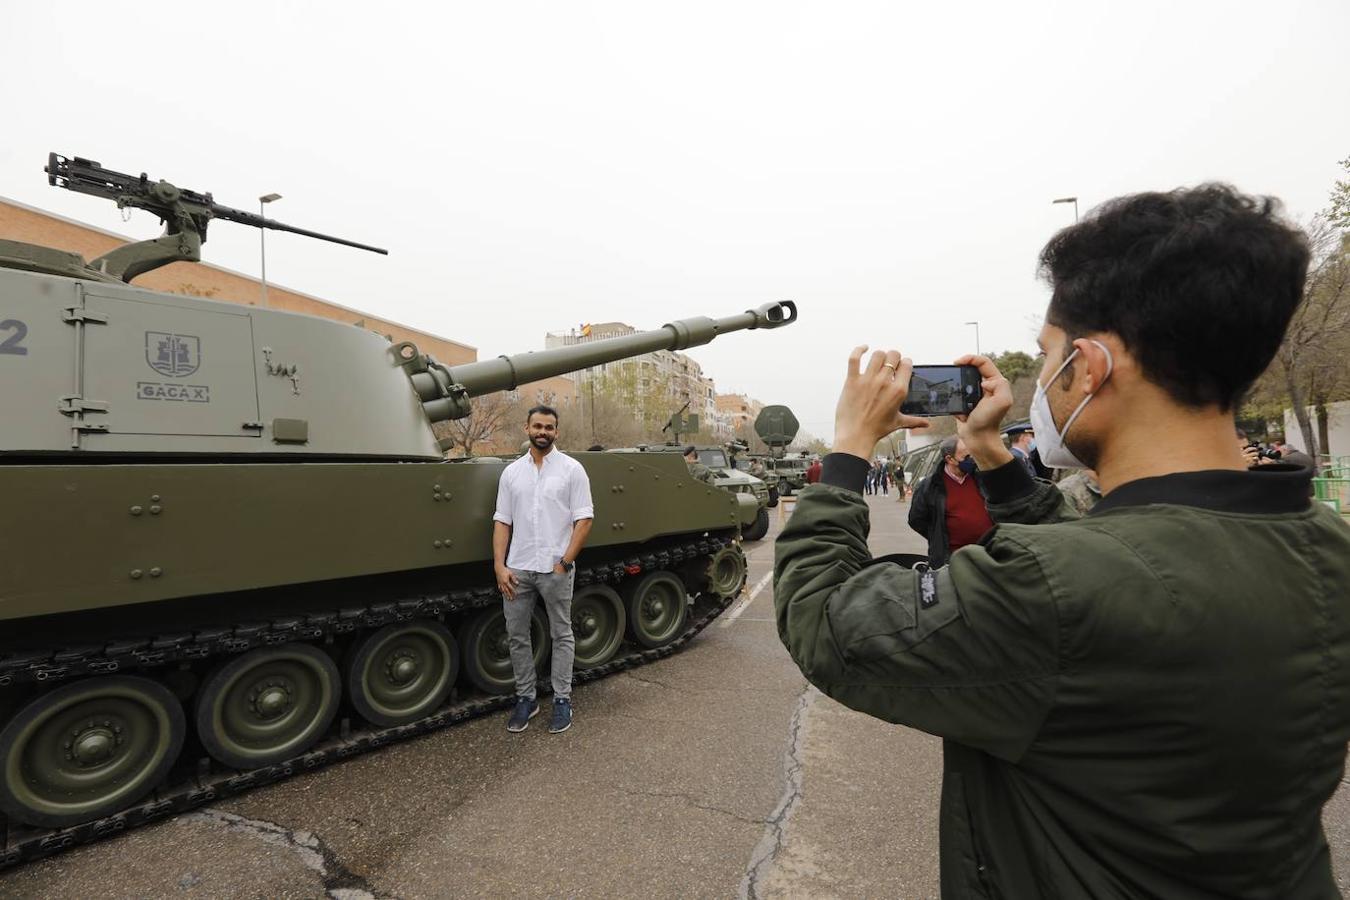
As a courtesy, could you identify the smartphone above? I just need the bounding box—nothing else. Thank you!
[901,365,982,417]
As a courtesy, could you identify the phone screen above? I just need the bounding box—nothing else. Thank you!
[901,365,980,417]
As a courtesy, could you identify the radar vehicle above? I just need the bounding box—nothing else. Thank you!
[738,405,811,495]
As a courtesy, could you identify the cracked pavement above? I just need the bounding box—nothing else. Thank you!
[2,495,1346,897]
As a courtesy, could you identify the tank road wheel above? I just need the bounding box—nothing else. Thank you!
[742,506,771,542]
[0,676,185,828]
[706,545,749,600]
[345,622,459,727]
[459,605,548,695]
[571,584,627,669]
[623,571,689,649]
[195,643,340,770]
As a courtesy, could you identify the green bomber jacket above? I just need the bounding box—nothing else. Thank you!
[774,453,1350,899]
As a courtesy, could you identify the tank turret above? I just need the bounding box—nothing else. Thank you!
[0,152,796,461]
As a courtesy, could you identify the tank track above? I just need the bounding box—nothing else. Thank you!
[0,533,747,870]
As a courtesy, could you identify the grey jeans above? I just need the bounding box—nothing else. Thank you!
[504,568,575,701]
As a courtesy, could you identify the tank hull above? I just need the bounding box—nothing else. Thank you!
[0,450,748,866]
[0,452,741,623]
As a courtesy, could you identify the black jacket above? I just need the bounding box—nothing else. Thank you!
[907,466,989,566]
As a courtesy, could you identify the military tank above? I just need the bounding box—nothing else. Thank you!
[0,154,798,866]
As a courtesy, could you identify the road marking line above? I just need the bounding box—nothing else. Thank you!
[721,571,773,628]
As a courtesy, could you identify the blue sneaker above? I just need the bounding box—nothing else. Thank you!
[549,698,572,734]
[506,696,538,733]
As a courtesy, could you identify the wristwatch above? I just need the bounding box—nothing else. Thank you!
[560,558,575,573]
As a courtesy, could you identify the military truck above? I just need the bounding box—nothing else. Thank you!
[731,455,780,506]
[753,454,811,495]
[0,153,797,866]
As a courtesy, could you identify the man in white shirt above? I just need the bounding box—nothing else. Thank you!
[492,405,594,734]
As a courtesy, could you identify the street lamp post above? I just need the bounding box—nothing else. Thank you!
[258,192,282,307]
[964,320,981,355]
[1052,196,1079,223]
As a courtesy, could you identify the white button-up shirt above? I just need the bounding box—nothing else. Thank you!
[493,448,594,573]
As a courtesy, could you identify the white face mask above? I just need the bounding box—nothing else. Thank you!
[1028,340,1113,470]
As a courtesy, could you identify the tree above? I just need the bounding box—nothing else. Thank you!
[576,363,680,448]
[990,350,1039,429]
[433,391,521,457]
[1329,156,1350,231]
[1247,201,1350,456]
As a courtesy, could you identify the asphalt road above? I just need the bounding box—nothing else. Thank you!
[2,492,1347,898]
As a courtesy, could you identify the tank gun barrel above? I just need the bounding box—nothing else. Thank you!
[44,153,386,281]
[399,301,798,423]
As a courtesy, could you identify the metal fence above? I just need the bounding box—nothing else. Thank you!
[1313,458,1350,518]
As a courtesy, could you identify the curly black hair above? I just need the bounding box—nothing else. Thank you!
[1039,184,1309,410]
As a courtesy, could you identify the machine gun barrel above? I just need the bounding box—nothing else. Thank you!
[45,153,387,255]
[208,204,388,255]
[403,301,798,422]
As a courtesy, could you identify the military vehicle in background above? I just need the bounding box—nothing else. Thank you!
[613,442,773,541]
[899,439,946,490]
[0,153,797,866]
[737,405,813,496]
[726,439,779,507]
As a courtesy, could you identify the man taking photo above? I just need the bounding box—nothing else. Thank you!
[775,185,1350,898]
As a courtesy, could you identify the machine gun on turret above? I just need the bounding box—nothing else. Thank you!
[43,153,387,283]
[662,401,700,444]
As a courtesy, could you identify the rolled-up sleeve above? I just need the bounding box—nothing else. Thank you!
[570,463,594,522]
[492,469,513,526]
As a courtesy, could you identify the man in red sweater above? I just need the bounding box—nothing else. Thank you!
[906,437,993,566]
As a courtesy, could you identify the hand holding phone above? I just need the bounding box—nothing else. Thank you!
[833,347,932,461]
[900,365,982,417]
[952,353,1017,472]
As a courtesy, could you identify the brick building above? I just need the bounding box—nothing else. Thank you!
[714,392,764,437]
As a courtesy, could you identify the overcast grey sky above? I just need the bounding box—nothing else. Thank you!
[4,1,1347,441]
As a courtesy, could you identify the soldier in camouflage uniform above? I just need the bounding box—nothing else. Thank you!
[683,445,715,484]
[1055,468,1101,516]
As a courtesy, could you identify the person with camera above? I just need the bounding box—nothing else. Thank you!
[1273,439,1317,470]
[774,185,1350,898]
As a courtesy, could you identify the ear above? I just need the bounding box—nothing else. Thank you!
[1070,337,1112,395]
